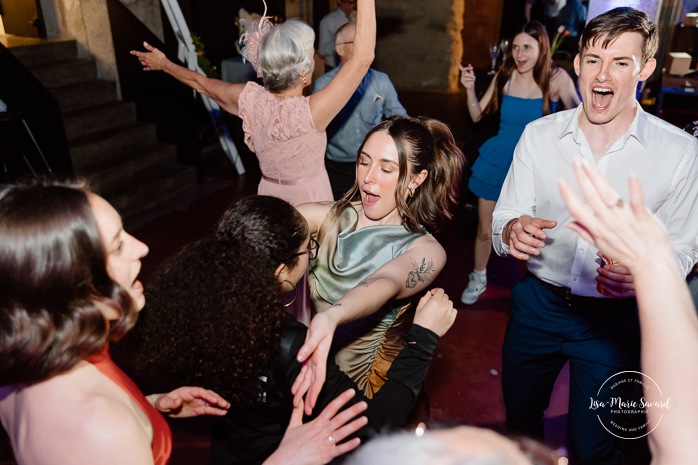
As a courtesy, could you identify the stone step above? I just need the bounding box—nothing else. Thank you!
[101,164,200,218]
[63,101,137,141]
[78,143,178,194]
[28,59,98,89]
[52,79,119,112]
[69,122,158,171]
[8,39,78,67]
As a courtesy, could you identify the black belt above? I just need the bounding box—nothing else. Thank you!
[529,273,636,309]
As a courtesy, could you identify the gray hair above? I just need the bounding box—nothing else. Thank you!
[335,21,356,45]
[258,19,315,92]
[344,429,526,465]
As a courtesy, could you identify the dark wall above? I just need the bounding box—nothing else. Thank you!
[108,0,211,165]
[176,0,286,68]
[0,43,72,178]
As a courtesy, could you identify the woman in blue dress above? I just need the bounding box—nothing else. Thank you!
[459,21,581,305]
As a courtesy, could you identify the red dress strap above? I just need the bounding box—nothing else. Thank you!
[86,347,172,465]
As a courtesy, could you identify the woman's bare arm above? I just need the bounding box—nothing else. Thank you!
[309,0,375,132]
[551,67,580,110]
[559,159,698,465]
[292,235,446,413]
[131,41,246,115]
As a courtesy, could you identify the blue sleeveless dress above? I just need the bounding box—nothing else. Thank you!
[468,94,557,201]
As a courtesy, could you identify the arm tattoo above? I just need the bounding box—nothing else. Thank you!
[405,257,435,289]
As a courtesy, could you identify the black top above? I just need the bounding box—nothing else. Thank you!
[208,316,439,465]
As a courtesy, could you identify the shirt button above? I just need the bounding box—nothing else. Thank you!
[573,277,577,281]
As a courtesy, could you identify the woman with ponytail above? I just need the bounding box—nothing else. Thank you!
[293,115,464,411]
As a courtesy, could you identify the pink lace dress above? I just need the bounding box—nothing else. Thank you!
[238,82,333,205]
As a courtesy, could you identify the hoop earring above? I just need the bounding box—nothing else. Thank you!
[408,186,415,198]
[283,279,297,307]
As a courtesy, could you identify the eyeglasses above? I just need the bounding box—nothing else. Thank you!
[293,238,319,260]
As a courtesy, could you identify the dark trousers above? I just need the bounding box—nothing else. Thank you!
[325,158,356,201]
[502,273,640,465]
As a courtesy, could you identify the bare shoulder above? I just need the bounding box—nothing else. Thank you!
[409,234,447,265]
[551,67,574,87]
[296,201,335,233]
[6,363,154,465]
[411,233,445,252]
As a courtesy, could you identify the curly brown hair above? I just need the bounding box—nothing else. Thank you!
[133,196,308,405]
[0,180,137,386]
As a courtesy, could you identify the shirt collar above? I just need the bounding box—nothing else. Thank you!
[559,101,649,148]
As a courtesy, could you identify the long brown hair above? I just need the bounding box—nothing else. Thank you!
[334,115,464,233]
[0,181,137,386]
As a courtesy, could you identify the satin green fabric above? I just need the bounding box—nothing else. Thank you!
[309,204,425,396]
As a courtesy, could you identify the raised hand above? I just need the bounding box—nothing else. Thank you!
[558,159,671,274]
[458,62,476,91]
[264,389,367,465]
[291,311,336,415]
[130,41,171,72]
[412,288,456,337]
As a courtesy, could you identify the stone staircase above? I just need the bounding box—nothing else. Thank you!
[7,38,199,217]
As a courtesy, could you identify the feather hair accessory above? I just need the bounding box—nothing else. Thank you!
[239,0,273,78]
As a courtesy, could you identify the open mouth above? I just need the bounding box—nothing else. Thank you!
[591,87,614,110]
[363,191,380,206]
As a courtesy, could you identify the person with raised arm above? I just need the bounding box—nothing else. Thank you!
[134,195,456,465]
[130,0,375,206]
[291,115,464,414]
[559,159,698,464]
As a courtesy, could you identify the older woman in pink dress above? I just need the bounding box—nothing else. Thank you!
[131,0,375,206]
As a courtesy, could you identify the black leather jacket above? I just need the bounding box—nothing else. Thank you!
[208,315,439,465]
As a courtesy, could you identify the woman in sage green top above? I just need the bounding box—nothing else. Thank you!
[295,115,465,409]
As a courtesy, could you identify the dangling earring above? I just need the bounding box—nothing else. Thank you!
[301,75,307,85]
[408,186,415,198]
[282,279,297,307]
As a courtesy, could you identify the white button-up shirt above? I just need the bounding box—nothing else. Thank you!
[493,103,698,296]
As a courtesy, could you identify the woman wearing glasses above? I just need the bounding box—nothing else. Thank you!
[293,115,464,412]
[135,195,456,465]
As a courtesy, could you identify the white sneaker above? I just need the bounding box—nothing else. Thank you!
[461,272,487,305]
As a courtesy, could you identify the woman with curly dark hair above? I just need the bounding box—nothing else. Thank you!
[0,180,230,465]
[137,195,456,465]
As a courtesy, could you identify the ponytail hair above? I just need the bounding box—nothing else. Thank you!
[335,115,464,233]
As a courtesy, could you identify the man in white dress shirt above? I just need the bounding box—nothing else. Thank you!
[492,7,698,465]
